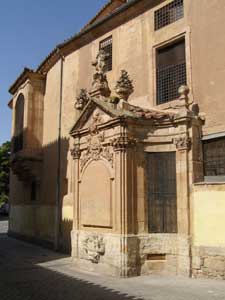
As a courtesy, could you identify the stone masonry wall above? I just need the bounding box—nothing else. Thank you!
[192,246,225,280]
[139,234,191,277]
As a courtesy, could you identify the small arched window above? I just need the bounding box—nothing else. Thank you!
[14,94,25,152]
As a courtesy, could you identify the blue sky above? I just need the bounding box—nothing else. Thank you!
[0,0,107,145]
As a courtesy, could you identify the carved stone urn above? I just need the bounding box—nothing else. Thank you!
[115,70,134,101]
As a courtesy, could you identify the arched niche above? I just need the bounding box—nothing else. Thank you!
[14,94,25,152]
[80,160,113,228]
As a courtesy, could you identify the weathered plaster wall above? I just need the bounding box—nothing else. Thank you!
[192,184,225,248]
[191,184,225,279]
[9,205,55,244]
[189,0,225,135]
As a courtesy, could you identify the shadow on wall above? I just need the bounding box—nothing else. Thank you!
[61,219,73,254]
[10,129,73,253]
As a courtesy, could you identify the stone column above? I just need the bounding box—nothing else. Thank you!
[70,141,81,258]
[174,130,192,276]
[112,128,139,277]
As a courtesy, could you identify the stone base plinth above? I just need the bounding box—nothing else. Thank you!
[192,246,225,280]
[71,231,191,278]
[71,230,139,277]
[139,234,191,277]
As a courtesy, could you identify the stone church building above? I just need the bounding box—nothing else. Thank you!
[8,0,225,279]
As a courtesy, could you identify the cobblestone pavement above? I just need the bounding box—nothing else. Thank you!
[0,218,224,300]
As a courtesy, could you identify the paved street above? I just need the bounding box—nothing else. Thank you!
[0,218,224,300]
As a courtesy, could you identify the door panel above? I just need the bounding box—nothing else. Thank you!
[148,152,177,233]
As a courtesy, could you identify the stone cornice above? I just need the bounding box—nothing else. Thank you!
[9,68,45,95]
[8,98,13,109]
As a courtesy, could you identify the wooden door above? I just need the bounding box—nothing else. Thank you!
[147,152,177,233]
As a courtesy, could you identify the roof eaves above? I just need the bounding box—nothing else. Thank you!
[9,67,45,95]
[9,68,34,95]
[8,98,13,109]
[83,0,114,28]
[37,0,141,73]
[82,0,127,30]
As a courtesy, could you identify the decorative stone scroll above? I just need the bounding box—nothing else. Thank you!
[173,135,191,150]
[83,235,105,263]
[77,110,114,169]
[80,131,114,170]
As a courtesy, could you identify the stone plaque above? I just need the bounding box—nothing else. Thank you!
[80,160,112,228]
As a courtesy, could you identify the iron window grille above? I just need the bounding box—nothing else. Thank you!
[203,138,225,178]
[99,36,112,72]
[156,61,186,104]
[156,39,187,105]
[155,0,184,31]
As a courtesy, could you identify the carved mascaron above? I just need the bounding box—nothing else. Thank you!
[82,235,105,263]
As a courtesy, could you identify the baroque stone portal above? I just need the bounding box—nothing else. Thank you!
[69,50,203,277]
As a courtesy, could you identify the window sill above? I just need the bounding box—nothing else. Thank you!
[194,182,225,186]
[195,176,225,185]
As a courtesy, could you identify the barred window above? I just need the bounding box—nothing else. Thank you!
[203,137,225,181]
[156,39,187,105]
[155,0,184,31]
[99,36,112,72]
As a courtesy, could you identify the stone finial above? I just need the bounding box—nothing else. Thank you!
[178,85,190,108]
[115,70,134,101]
[89,50,111,99]
[92,49,109,74]
[75,89,89,110]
